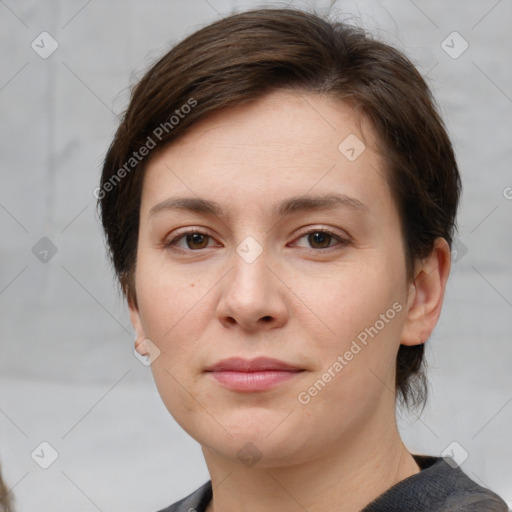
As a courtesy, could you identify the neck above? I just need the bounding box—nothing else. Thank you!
[202,407,420,512]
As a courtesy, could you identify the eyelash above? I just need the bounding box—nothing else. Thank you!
[164,227,349,253]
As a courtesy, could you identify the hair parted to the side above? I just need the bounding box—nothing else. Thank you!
[99,7,461,409]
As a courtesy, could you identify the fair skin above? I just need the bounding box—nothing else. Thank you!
[129,89,451,512]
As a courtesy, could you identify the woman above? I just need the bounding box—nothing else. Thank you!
[98,7,507,511]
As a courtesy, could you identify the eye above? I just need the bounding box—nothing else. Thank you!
[165,229,217,251]
[293,229,348,250]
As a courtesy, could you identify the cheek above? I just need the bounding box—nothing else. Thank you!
[292,258,405,343]
[291,258,408,406]
[134,251,222,412]
[135,252,208,350]
[136,281,209,428]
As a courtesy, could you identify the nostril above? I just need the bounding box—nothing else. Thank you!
[261,316,272,322]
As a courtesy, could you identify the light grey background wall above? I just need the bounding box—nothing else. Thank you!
[0,0,510,510]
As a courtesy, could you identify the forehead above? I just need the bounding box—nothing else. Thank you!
[141,89,392,220]
[162,89,374,163]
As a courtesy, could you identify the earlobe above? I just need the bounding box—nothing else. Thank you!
[400,238,451,347]
[129,302,146,341]
[129,304,150,356]
[134,335,150,356]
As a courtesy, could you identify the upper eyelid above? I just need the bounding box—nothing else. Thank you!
[290,225,351,244]
[294,226,348,238]
[291,228,349,248]
[165,227,217,245]
[166,226,349,248]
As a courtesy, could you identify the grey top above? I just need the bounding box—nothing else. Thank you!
[156,455,508,512]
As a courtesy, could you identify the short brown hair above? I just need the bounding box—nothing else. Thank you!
[99,7,461,408]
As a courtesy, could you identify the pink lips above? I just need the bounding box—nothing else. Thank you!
[204,357,304,392]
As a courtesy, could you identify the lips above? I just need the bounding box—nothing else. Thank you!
[204,357,304,392]
[205,357,302,372]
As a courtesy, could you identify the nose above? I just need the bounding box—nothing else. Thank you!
[216,248,289,331]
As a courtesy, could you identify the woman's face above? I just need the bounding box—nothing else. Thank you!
[130,89,415,467]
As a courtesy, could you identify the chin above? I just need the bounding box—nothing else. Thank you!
[191,410,315,466]
[200,432,311,469]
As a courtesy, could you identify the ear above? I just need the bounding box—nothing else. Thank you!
[129,302,149,356]
[400,237,452,346]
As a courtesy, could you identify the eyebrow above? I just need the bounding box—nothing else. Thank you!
[148,193,369,219]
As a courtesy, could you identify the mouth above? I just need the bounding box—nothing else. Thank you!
[204,357,305,392]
